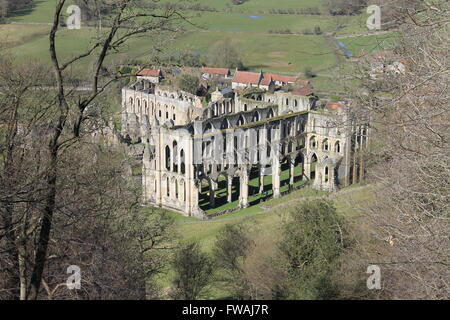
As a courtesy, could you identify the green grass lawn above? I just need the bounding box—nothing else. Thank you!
[190,12,338,33]
[7,0,75,23]
[165,31,338,71]
[339,33,400,58]
[163,0,328,12]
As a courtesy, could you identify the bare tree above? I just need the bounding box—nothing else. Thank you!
[344,0,450,299]
[0,0,184,300]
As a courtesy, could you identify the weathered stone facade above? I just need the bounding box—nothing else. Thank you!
[122,80,365,218]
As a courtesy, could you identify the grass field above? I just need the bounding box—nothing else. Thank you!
[0,0,396,92]
[7,0,75,23]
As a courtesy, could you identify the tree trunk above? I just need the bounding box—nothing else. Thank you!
[26,150,58,300]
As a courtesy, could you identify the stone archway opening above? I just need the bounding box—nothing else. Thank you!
[294,153,304,184]
[216,174,229,208]
[310,153,318,180]
[198,178,211,211]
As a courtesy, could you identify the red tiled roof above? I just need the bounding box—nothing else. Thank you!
[137,68,162,77]
[292,87,314,96]
[233,71,262,85]
[260,76,273,86]
[266,73,297,83]
[202,67,230,76]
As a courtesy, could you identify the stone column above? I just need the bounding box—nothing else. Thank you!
[209,181,216,208]
[272,127,281,198]
[189,180,201,217]
[227,176,233,203]
[304,157,311,180]
[272,160,281,198]
[259,170,265,194]
[239,167,249,208]
[289,158,295,187]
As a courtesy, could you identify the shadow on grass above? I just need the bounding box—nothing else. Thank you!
[7,0,45,19]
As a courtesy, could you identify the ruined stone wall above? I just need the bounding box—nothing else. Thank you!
[122,81,357,217]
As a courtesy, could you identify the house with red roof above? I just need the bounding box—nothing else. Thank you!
[202,67,231,79]
[265,73,297,86]
[232,70,264,89]
[232,69,299,90]
[136,68,164,83]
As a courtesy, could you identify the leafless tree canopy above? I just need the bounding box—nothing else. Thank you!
[0,0,183,300]
[349,0,450,299]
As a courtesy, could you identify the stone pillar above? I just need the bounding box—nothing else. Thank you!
[313,165,323,190]
[304,159,311,180]
[189,179,201,217]
[289,159,295,187]
[272,127,281,198]
[209,181,216,208]
[272,160,281,198]
[239,167,249,208]
[227,176,233,203]
[259,170,264,194]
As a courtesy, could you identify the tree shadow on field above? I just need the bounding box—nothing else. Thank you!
[7,0,44,20]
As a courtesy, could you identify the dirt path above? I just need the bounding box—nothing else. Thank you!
[335,30,392,39]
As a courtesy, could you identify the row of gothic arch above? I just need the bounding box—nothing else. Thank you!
[129,98,181,122]
[164,141,186,175]
[310,136,341,153]
[160,175,187,203]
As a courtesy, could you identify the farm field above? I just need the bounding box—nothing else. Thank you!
[0,0,397,93]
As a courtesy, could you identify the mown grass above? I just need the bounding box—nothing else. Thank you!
[163,0,328,12]
[0,24,50,49]
[7,0,75,23]
[339,33,400,58]
[166,31,338,71]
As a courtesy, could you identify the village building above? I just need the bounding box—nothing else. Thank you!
[231,70,298,90]
[202,67,232,80]
[136,68,164,83]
